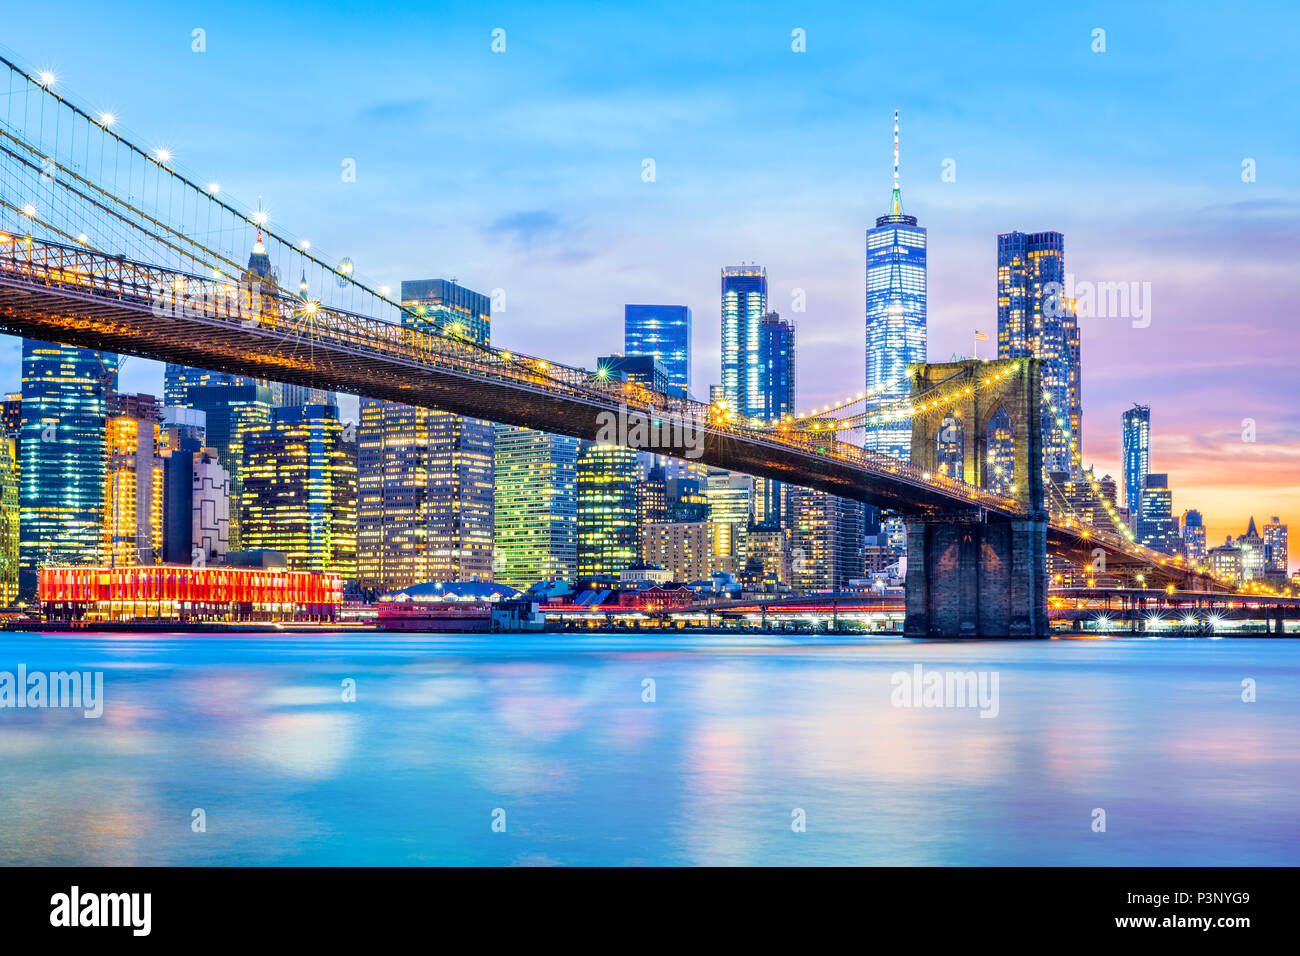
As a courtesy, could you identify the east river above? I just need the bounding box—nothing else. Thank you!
[1,632,1296,865]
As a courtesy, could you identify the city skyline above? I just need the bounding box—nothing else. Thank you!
[0,3,1296,565]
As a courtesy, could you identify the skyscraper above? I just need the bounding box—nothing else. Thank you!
[720,266,768,420]
[354,278,496,587]
[865,110,927,459]
[0,431,17,605]
[163,366,240,408]
[186,383,275,551]
[625,305,691,398]
[1136,473,1180,555]
[402,278,491,344]
[596,354,671,395]
[356,398,496,591]
[241,404,357,576]
[1121,404,1151,517]
[1236,518,1268,581]
[758,312,796,423]
[576,442,639,580]
[493,426,579,589]
[1263,516,1288,576]
[786,485,865,592]
[18,341,117,594]
[104,392,163,567]
[751,311,797,525]
[1181,509,1207,566]
[705,469,754,575]
[998,230,1081,473]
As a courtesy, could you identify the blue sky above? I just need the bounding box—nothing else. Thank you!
[2,0,1298,561]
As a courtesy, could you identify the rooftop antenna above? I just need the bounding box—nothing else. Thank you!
[891,109,902,216]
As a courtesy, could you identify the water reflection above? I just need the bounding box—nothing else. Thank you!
[0,634,1297,865]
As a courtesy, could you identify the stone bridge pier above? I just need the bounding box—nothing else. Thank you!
[902,358,1050,637]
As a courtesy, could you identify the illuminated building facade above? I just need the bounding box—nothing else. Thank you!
[493,425,578,589]
[402,278,490,344]
[596,353,670,396]
[357,398,495,591]
[18,341,117,595]
[186,384,274,551]
[1180,509,1207,566]
[636,464,668,543]
[721,266,768,419]
[1136,473,1181,555]
[786,485,864,593]
[1121,404,1151,518]
[865,111,927,459]
[742,524,790,588]
[625,304,691,398]
[706,469,753,575]
[104,393,163,567]
[164,366,242,407]
[351,278,497,589]
[576,442,639,579]
[1263,516,1288,576]
[998,230,1081,473]
[38,564,341,622]
[756,312,795,523]
[1236,518,1268,581]
[0,433,16,604]
[1207,541,1244,584]
[1,393,21,437]
[241,405,357,577]
[641,520,713,583]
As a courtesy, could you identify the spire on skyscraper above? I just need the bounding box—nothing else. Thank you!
[891,108,902,216]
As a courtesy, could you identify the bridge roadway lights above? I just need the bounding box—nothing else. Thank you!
[903,510,1050,637]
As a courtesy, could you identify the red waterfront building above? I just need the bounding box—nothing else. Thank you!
[39,565,342,623]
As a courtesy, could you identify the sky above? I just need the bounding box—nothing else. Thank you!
[2,0,1298,568]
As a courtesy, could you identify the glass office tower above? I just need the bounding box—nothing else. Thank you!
[864,110,927,459]
[493,426,579,589]
[756,312,796,524]
[720,266,768,419]
[1121,404,1151,518]
[241,404,358,576]
[576,442,639,580]
[18,341,117,594]
[998,230,1082,474]
[354,279,494,591]
[625,304,691,398]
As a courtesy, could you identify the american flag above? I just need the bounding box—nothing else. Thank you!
[974,330,989,341]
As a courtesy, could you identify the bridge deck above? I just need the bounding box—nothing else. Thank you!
[0,236,1226,590]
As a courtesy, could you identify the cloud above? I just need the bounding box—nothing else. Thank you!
[355,98,431,124]
[483,210,562,248]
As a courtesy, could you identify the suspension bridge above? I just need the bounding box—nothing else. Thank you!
[0,52,1233,635]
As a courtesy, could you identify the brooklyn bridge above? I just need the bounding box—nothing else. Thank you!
[0,53,1231,636]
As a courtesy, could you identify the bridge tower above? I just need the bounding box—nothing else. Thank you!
[903,358,1049,637]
